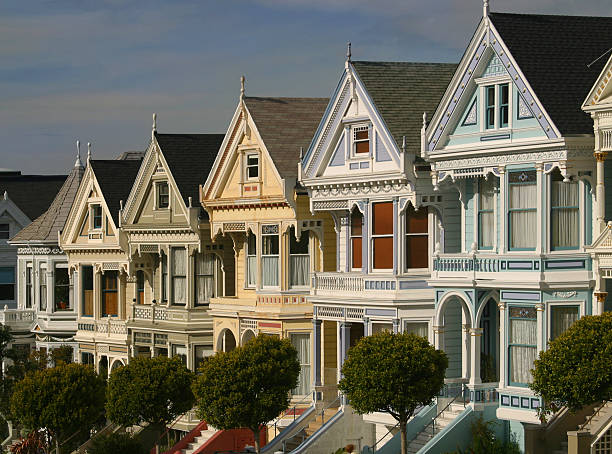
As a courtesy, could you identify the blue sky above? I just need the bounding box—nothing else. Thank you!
[1,0,610,174]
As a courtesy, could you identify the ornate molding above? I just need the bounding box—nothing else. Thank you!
[311,181,413,199]
[312,200,348,211]
[18,247,64,255]
[552,291,577,299]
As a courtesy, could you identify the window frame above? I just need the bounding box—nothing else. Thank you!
[289,227,310,288]
[246,232,257,288]
[171,247,187,306]
[91,204,102,230]
[39,264,47,311]
[352,125,370,156]
[81,265,93,317]
[261,225,280,288]
[53,264,70,312]
[485,85,496,130]
[25,264,33,308]
[289,332,311,396]
[478,178,496,251]
[194,252,216,306]
[508,170,537,252]
[477,78,513,131]
[507,305,537,388]
[404,204,429,271]
[0,223,9,240]
[1,266,16,302]
[157,182,170,209]
[101,270,118,317]
[350,209,363,270]
[550,171,580,251]
[499,83,509,128]
[371,202,394,271]
[136,270,145,305]
[547,302,581,342]
[245,153,259,180]
[161,251,168,303]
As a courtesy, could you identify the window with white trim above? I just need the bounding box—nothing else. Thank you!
[405,205,428,269]
[551,170,579,250]
[171,247,186,305]
[261,225,279,287]
[40,265,47,311]
[353,125,369,155]
[550,305,579,341]
[478,178,495,250]
[0,267,15,301]
[508,306,537,386]
[157,182,169,209]
[91,205,102,230]
[289,227,309,287]
[25,264,32,308]
[246,154,259,180]
[350,209,363,270]
[246,232,257,288]
[508,170,537,250]
[485,83,509,130]
[372,202,393,270]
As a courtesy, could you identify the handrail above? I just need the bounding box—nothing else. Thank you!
[420,384,467,439]
[319,395,342,425]
[370,421,399,453]
[271,394,313,437]
[579,400,610,431]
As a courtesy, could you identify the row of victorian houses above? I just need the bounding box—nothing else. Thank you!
[2,4,612,454]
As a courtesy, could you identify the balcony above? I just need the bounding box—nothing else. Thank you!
[0,308,35,331]
[431,252,591,284]
[601,128,612,152]
[77,318,128,339]
[310,272,431,301]
[131,304,211,324]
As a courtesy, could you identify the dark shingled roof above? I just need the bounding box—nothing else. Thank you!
[154,133,225,210]
[90,160,143,226]
[0,173,66,221]
[244,97,329,179]
[10,166,82,243]
[352,61,458,152]
[490,12,612,135]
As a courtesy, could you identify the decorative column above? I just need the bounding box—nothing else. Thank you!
[313,319,322,387]
[362,317,370,337]
[498,167,506,254]
[339,322,351,370]
[497,302,507,388]
[433,325,445,351]
[595,151,607,234]
[462,323,471,381]
[536,302,545,353]
[392,318,400,334]
[469,327,483,385]
[594,291,607,316]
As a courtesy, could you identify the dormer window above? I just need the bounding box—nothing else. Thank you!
[246,154,259,180]
[0,224,9,239]
[485,83,509,130]
[92,205,102,230]
[157,182,169,208]
[353,126,370,154]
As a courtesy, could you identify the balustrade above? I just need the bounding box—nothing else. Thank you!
[601,128,612,151]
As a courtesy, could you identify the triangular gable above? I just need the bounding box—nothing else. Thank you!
[301,67,401,181]
[426,17,559,153]
[121,136,191,227]
[583,54,612,110]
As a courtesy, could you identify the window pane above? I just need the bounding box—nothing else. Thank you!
[509,182,537,210]
[102,271,118,316]
[551,306,579,340]
[263,235,279,255]
[0,224,9,239]
[355,130,368,141]
[510,318,537,345]
[82,266,93,316]
[54,267,70,311]
[247,256,257,287]
[158,183,169,208]
[510,345,537,384]
[406,235,429,268]
[291,334,311,396]
[92,205,102,229]
[137,271,144,305]
[0,267,14,300]
[262,256,279,287]
[373,237,393,269]
[373,202,393,235]
[404,322,428,338]
[247,232,257,255]
[290,255,309,287]
[172,248,186,275]
[479,212,495,249]
[510,211,537,249]
[351,211,363,236]
[351,238,362,269]
[290,228,309,254]
[479,178,495,211]
[355,141,369,154]
[406,205,427,234]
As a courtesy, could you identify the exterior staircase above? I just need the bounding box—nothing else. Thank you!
[282,407,339,452]
[181,427,218,454]
[552,440,569,454]
[405,402,466,454]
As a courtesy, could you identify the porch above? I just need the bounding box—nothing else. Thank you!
[0,308,35,331]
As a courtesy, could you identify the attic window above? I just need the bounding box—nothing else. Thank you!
[157,182,169,208]
[353,126,370,154]
[92,205,102,230]
[0,224,8,239]
[246,154,259,179]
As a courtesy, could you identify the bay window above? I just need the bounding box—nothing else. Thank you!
[82,265,93,316]
[195,252,216,305]
[372,202,393,270]
[551,170,579,250]
[478,178,495,250]
[405,205,428,269]
[54,265,70,311]
[262,225,279,287]
[289,227,309,287]
[350,210,363,269]
[508,170,537,250]
[290,333,311,396]
[246,232,257,288]
[171,247,186,305]
[508,306,537,386]
[550,306,579,341]
[101,271,118,317]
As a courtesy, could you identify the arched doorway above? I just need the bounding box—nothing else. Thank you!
[218,329,237,352]
[478,297,500,383]
[241,329,256,345]
[437,294,473,383]
[110,359,124,373]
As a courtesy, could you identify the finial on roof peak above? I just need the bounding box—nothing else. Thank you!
[87,142,92,164]
[152,113,157,132]
[483,0,489,17]
[346,42,352,62]
[240,75,246,101]
[74,140,83,168]
[422,112,427,128]
[3,191,7,201]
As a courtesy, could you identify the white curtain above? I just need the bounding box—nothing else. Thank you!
[262,256,279,287]
[290,255,309,287]
[196,253,216,304]
[510,318,537,384]
[551,306,578,340]
[479,179,495,248]
[404,322,429,339]
[172,248,186,304]
[247,256,257,287]
[551,181,579,248]
[510,184,537,249]
[291,334,311,396]
[40,267,47,311]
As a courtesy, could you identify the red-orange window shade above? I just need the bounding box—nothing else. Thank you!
[373,202,393,235]
[354,129,369,154]
[351,210,363,269]
[405,205,428,269]
[372,202,394,269]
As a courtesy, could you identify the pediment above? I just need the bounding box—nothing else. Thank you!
[583,54,612,110]
[427,20,558,153]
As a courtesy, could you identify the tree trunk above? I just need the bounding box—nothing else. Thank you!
[252,427,261,454]
[400,419,407,454]
[55,437,61,454]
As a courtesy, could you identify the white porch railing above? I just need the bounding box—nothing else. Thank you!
[131,304,210,323]
[0,308,35,329]
[601,128,612,152]
[311,272,429,298]
[78,319,127,337]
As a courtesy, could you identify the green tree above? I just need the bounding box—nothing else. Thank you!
[106,356,195,444]
[51,346,73,366]
[88,432,146,454]
[531,312,612,418]
[444,416,520,454]
[10,363,106,454]
[192,334,300,454]
[339,332,448,454]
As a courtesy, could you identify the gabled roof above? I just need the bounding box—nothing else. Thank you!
[10,166,82,243]
[352,61,457,151]
[90,159,142,226]
[0,173,66,221]
[244,97,329,179]
[489,12,612,135]
[154,133,225,207]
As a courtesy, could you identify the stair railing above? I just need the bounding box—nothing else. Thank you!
[369,422,399,453]
[421,383,468,439]
[271,393,313,437]
[579,400,610,431]
[320,395,342,425]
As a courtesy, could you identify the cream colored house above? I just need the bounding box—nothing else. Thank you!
[201,85,335,399]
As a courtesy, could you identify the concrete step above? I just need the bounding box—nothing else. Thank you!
[181,428,218,454]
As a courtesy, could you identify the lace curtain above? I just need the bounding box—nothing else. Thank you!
[404,322,429,339]
[262,256,279,287]
[509,183,537,249]
[195,253,216,305]
[290,255,309,287]
[246,256,257,287]
[291,334,311,396]
[479,178,495,248]
[510,318,537,384]
[551,306,578,340]
[172,248,186,305]
[551,180,579,248]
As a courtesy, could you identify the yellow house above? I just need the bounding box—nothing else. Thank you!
[60,156,142,374]
[201,82,335,399]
